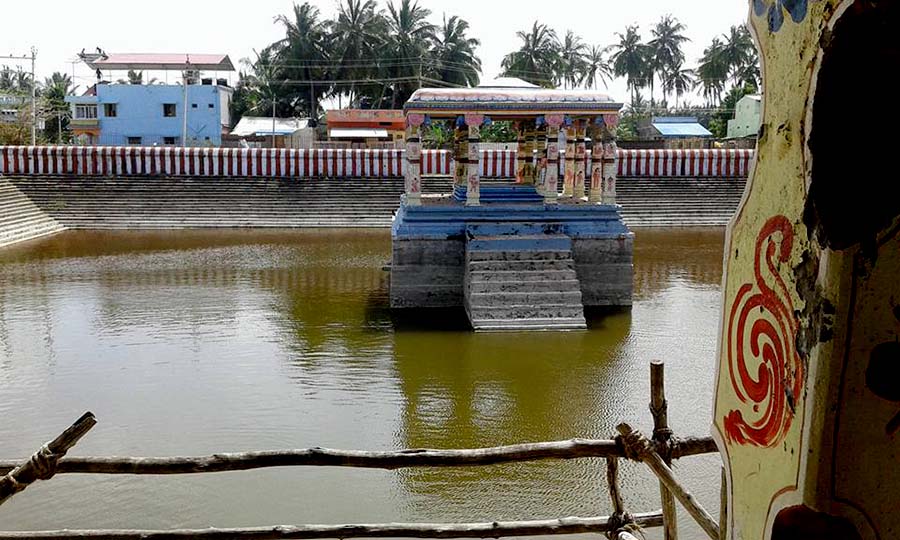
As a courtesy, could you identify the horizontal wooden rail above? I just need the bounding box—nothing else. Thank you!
[0,437,715,476]
[0,512,664,539]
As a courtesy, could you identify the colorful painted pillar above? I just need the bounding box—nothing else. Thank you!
[515,122,528,184]
[465,114,483,207]
[535,120,548,196]
[588,122,604,203]
[573,119,587,199]
[404,113,425,206]
[601,140,617,206]
[562,121,576,197]
[453,122,467,190]
[524,122,537,185]
[544,114,563,204]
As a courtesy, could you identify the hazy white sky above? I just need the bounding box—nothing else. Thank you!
[2,0,751,106]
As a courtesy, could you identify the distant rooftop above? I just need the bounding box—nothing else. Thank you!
[477,77,539,89]
[651,117,712,138]
[81,53,235,72]
[231,116,309,137]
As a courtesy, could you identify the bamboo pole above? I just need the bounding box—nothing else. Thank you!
[719,468,728,540]
[650,361,678,540]
[0,438,717,476]
[0,412,97,506]
[606,458,626,517]
[0,512,665,540]
[616,424,719,540]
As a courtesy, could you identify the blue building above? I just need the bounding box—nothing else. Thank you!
[66,53,234,146]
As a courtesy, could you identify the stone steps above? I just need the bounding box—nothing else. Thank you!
[616,177,746,228]
[465,232,586,332]
[0,179,66,248]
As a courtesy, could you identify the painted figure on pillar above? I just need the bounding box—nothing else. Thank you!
[714,2,900,540]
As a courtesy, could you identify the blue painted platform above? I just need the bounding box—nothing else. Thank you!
[392,187,629,241]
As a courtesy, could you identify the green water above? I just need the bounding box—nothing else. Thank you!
[0,229,725,539]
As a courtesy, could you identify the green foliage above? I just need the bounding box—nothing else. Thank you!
[232,0,483,124]
[480,121,517,143]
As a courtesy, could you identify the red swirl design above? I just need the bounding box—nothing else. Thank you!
[725,215,804,447]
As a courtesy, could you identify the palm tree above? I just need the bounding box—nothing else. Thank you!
[330,0,388,107]
[276,2,330,119]
[385,0,435,107]
[648,15,689,105]
[0,65,33,94]
[41,72,76,142]
[662,63,695,109]
[557,30,588,89]
[695,38,728,105]
[500,22,560,88]
[582,45,612,90]
[431,15,481,87]
[610,25,649,105]
[719,25,756,87]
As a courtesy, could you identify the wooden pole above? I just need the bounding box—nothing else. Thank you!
[616,423,719,540]
[606,458,626,517]
[0,438,716,476]
[0,412,97,506]
[0,512,665,540]
[719,467,728,540]
[650,361,678,540]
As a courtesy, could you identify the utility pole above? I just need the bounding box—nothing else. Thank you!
[182,56,192,147]
[0,49,37,145]
[31,47,36,145]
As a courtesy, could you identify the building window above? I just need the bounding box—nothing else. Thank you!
[208,103,214,109]
[192,103,198,109]
[104,103,117,117]
[75,104,98,119]
[163,136,177,145]
[127,136,142,145]
[163,103,176,117]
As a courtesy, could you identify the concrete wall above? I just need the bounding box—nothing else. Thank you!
[390,239,466,308]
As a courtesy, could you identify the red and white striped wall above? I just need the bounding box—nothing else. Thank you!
[617,149,754,177]
[0,146,754,179]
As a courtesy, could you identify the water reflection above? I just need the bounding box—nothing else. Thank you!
[0,228,724,538]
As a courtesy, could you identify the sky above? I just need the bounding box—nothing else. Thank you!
[1,0,752,107]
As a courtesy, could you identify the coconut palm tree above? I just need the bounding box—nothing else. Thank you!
[695,38,729,105]
[662,63,695,109]
[648,15,689,105]
[582,45,612,90]
[41,72,76,142]
[557,30,588,89]
[719,25,756,87]
[330,0,388,107]
[276,2,330,119]
[384,0,435,107]
[431,15,482,87]
[500,22,560,88]
[610,25,649,105]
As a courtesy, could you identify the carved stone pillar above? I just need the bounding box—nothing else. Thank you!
[602,140,618,206]
[465,114,484,206]
[535,121,548,196]
[589,123,604,203]
[404,113,424,206]
[544,114,563,204]
[563,122,576,197]
[573,119,587,199]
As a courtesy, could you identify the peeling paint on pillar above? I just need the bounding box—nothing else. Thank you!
[714,2,900,539]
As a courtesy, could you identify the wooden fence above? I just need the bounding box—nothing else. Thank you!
[0,362,724,540]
